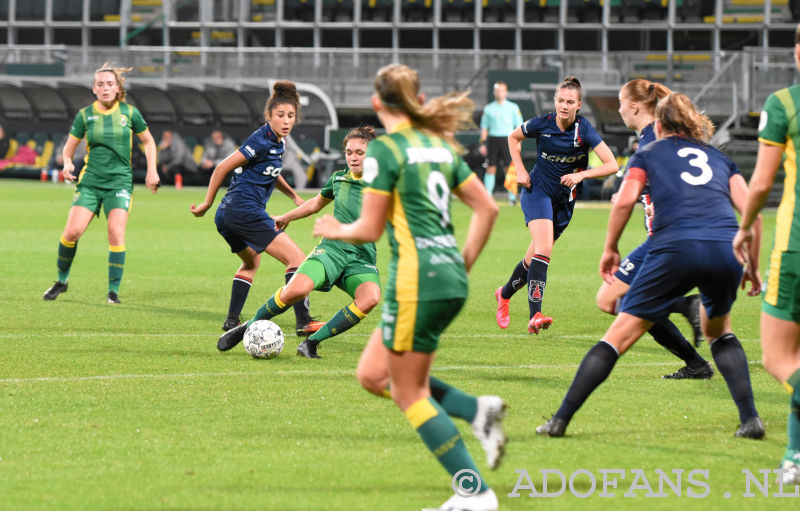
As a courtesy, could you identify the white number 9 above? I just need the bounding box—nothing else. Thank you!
[427,171,451,228]
[678,147,712,186]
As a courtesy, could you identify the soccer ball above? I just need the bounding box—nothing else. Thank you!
[243,320,284,359]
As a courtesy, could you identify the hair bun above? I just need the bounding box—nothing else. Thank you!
[273,80,297,97]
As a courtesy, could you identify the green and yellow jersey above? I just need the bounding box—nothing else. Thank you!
[362,122,476,302]
[320,169,377,264]
[759,85,800,307]
[69,101,148,190]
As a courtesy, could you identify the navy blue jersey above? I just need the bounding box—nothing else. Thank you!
[626,136,741,249]
[521,113,604,202]
[220,123,285,211]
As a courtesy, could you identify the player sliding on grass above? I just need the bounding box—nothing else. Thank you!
[596,79,711,380]
[537,93,765,440]
[494,76,618,335]
[190,81,323,337]
[217,127,381,359]
[314,64,504,511]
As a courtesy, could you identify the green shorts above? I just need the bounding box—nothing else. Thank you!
[298,242,379,296]
[71,183,132,217]
[380,297,466,353]
[763,249,800,322]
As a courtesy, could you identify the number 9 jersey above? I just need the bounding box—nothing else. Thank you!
[362,123,476,303]
[626,135,741,249]
[221,122,285,212]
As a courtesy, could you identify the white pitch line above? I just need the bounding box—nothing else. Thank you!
[0,360,762,385]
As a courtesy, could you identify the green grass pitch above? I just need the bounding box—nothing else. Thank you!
[0,178,794,510]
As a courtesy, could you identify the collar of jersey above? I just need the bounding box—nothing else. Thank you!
[93,101,120,115]
[389,121,412,134]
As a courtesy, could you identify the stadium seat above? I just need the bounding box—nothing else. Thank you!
[402,0,433,21]
[362,0,394,21]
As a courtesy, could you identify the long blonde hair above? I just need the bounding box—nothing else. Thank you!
[374,64,474,150]
[620,79,671,115]
[655,93,715,143]
[94,62,132,103]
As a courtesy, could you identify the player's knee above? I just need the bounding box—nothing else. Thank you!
[357,365,386,396]
[595,289,616,315]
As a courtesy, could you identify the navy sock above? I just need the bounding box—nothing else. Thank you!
[227,274,252,320]
[710,333,758,424]
[527,254,549,318]
[555,341,619,423]
[501,259,528,300]
[648,320,705,368]
[286,267,310,324]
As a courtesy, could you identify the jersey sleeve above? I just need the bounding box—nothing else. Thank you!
[480,106,490,130]
[521,115,542,139]
[453,157,476,191]
[581,118,604,149]
[363,137,399,196]
[759,91,788,147]
[238,127,264,161]
[320,172,338,199]
[624,152,647,184]
[130,105,148,135]
[69,110,86,139]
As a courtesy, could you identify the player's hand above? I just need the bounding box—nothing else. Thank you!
[190,201,211,217]
[313,214,342,239]
[62,161,76,182]
[732,227,751,265]
[293,195,305,207]
[274,214,289,231]
[516,167,531,189]
[599,248,620,284]
[560,171,585,188]
[145,170,160,195]
[741,264,762,297]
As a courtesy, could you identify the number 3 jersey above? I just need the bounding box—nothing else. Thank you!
[362,123,475,302]
[220,122,285,211]
[626,135,741,249]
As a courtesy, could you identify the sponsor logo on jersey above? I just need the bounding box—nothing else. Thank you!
[119,115,128,127]
[115,190,131,199]
[406,147,453,165]
[540,151,587,164]
[529,280,545,302]
[362,157,379,183]
[415,234,458,249]
[87,115,99,121]
[758,110,768,133]
[573,119,582,147]
[244,145,256,158]
[313,248,326,255]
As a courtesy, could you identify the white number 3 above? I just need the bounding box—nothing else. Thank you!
[678,147,712,186]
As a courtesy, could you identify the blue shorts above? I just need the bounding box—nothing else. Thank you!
[520,185,575,241]
[614,238,651,285]
[620,240,742,323]
[214,205,281,254]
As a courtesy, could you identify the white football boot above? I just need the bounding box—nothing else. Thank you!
[422,488,499,511]
[470,396,507,470]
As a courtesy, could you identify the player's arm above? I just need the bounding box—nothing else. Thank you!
[60,135,82,181]
[275,175,304,207]
[601,172,644,283]
[137,128,160,194]
[274,194,332,230]
[454,176,499,273]
[190,150,247,217]
[730,172,763,296]
[561,141,618,187]
[509,127,530,189]
[313,190,388,243]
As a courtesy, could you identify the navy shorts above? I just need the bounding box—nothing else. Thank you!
[620,239,742,323]
[614,238,651,285]
[214,205,281,254]
[520,184,575,241]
